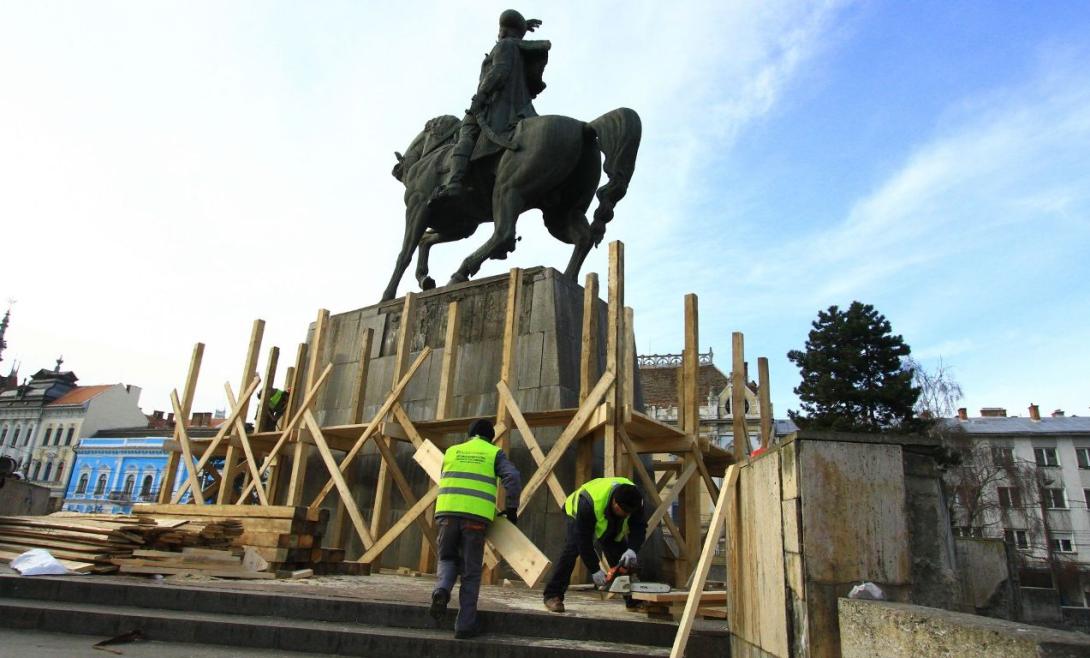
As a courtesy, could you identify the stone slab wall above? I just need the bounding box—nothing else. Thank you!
[839,598,1090,658]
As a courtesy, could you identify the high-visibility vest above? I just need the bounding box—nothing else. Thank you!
[435,437,500,522]
[268,389,287,411]
[565,477,634,542]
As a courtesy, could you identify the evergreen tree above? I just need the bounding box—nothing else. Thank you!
[787,301,920,432]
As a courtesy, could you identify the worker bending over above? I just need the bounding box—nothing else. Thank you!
[543,477,647,613]
[430,418,522,639]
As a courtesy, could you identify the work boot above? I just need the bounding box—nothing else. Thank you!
[429,588,450,624]
[544,597,565,613]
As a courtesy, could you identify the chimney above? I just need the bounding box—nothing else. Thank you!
[152,410,164,421]
[1029,404,1041,421]
[980,407,1007,418]
[167,412,175,425]
[1052,409,1066,418]
[957,407,968,421]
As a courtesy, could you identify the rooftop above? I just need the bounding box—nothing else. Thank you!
[47,384,114,407]
[944,415,1090,435]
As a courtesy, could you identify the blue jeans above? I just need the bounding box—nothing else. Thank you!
[435,516,487,631]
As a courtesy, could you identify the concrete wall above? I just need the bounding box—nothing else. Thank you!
[1021,587,1064,625]
[955,537,1017,618]
[839,598,1090,658]
[0,478,50,516]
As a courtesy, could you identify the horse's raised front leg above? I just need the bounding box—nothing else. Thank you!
[450,185,523,284]
[382,200,429,301]
[415,223,479,291]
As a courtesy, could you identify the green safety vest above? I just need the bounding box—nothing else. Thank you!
[268,389,287,411]
[435,437,500,522]
[565,477,635,541]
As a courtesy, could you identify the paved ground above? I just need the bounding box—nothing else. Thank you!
[0,627,321,657]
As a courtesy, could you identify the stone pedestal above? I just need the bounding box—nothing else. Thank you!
[293,267,650,573]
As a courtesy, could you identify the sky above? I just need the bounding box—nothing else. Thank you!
[1,1,1088,421]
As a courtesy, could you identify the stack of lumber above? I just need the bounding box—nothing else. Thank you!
[111,546,274,579]
[630,590,728,621]
[131,504,359,576]
[0,513,245,575]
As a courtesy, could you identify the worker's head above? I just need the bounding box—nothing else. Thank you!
[610,483,643,518]
[468,418,495,441]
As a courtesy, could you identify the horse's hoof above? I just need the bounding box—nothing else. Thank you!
[421,277,436,291]
[448,273,468,285]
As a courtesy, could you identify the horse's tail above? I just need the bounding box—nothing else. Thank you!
[588,107,642,228]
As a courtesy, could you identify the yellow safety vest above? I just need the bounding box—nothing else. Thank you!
[565,477,634,541]
[435,437,500,522]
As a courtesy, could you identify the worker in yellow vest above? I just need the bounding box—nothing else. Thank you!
[543,477,647,613]
[430,418,522,639]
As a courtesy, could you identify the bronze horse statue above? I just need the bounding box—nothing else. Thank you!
[381,108,641,301]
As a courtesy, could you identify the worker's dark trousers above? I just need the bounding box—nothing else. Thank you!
[543,517,633,605]
[435,516,487,631]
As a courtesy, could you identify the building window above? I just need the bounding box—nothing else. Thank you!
[953,526,984,538]
[1004,529,1030,549]
[65,427,75,445]
[94,474,107,496]
[998,487,1022,509]
[76,473,89,494]
[1051,534,1076,553]
[991,446,1015,467]
[12,427,21,446]
[1043,487,1068,509]
[42,462,52,481]
[55,461,64,484]
[1077,448,1090,470]
[123,474,135,495]
[43,427,53,446]
[140,475,154,497]
[1035,447,1059,467]
[0,426,7,445]
[30,461,40,480]
[22,425,33,446]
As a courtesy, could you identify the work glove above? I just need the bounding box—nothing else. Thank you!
[498,508,517,527]
[619,548,638,569]
[592,569,608,589]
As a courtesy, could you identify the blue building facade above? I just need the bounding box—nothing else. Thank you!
[62,437,185,514]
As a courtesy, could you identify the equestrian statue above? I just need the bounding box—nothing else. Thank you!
[381,9,641,301]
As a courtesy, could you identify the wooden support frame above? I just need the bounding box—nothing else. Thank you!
[225,383,269,506]
[169,391,206,505]
[333,326,375,551]
[731,331,748,460]
[301,410,375,550]
[159,343,204,504]
[757,356,773,450]
[287,310,328,506]
[254,345,280,434]
[604,242,624,478]
[220,319,265,504]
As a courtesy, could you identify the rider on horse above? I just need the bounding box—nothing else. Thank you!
[432,9,550,203]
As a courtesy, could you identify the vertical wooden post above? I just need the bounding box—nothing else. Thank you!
[678,294,701,584]
[758,356,773,450]
[731,332,748,460]
[287,311,328,506]
[219,319,264,504]
[159,343,204,504]
[496,269,521,511]
[619,306,636,477]
[574,273,599,584]
[605,242,624,478]
[371,294,415,548]
[268,344,305,502]
[255,346,280,433]
[418,300,461,573]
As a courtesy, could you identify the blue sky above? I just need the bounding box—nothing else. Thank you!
[1,1,1088,420]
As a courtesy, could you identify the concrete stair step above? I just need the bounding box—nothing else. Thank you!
[0,597,669,658]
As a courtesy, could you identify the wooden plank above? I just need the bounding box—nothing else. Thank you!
[288,310,328,506]
[159,342,204,504]
[411,440,550,587]
[255,345,280,434]
[238,363,332,501]
[731,331,748,460]
[118,564,275,579]
[220,319,265,504]
[757,356,773,450]
[604,242,624,478]
[498,381,566,508]
[309,347,431,511]
[303,410,374,549]
[495,269,521,514]
[435,301,461,420]
[359,488,439,565]
[169,391,205,505]
[170,376,262,504]
[645,459,697,530]
[634,590,727,604]
[691,448,721,502]
[350,327,374,425]
[225,383,269,505]
[364,412,438,554]
[133,504,317,521]
[516,371,615,515]
[669,464,738,658]
[575,272,599,586]
[678,293,701,584]
[372,294,416,544]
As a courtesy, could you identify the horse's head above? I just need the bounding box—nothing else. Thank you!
[391,114,462,184]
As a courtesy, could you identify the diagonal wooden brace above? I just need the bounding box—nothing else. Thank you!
[309,347,432,512]
[617,426,682,558]
[497,381,567,509]
[225,383,269,505]
[368,423,438,553]
[646,458,698,531]
[303,409,374,549]
[171,375,261,504]
[169,390,206,505]
[238,363,332,501]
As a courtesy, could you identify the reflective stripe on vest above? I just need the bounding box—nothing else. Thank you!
[435,436,500,522]
[564,476,634,541]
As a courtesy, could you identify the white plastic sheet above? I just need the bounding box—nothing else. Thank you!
[848,581,886,600]
[10,548,70,576]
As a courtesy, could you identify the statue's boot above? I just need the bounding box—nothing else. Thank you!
[431,148,472,206]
